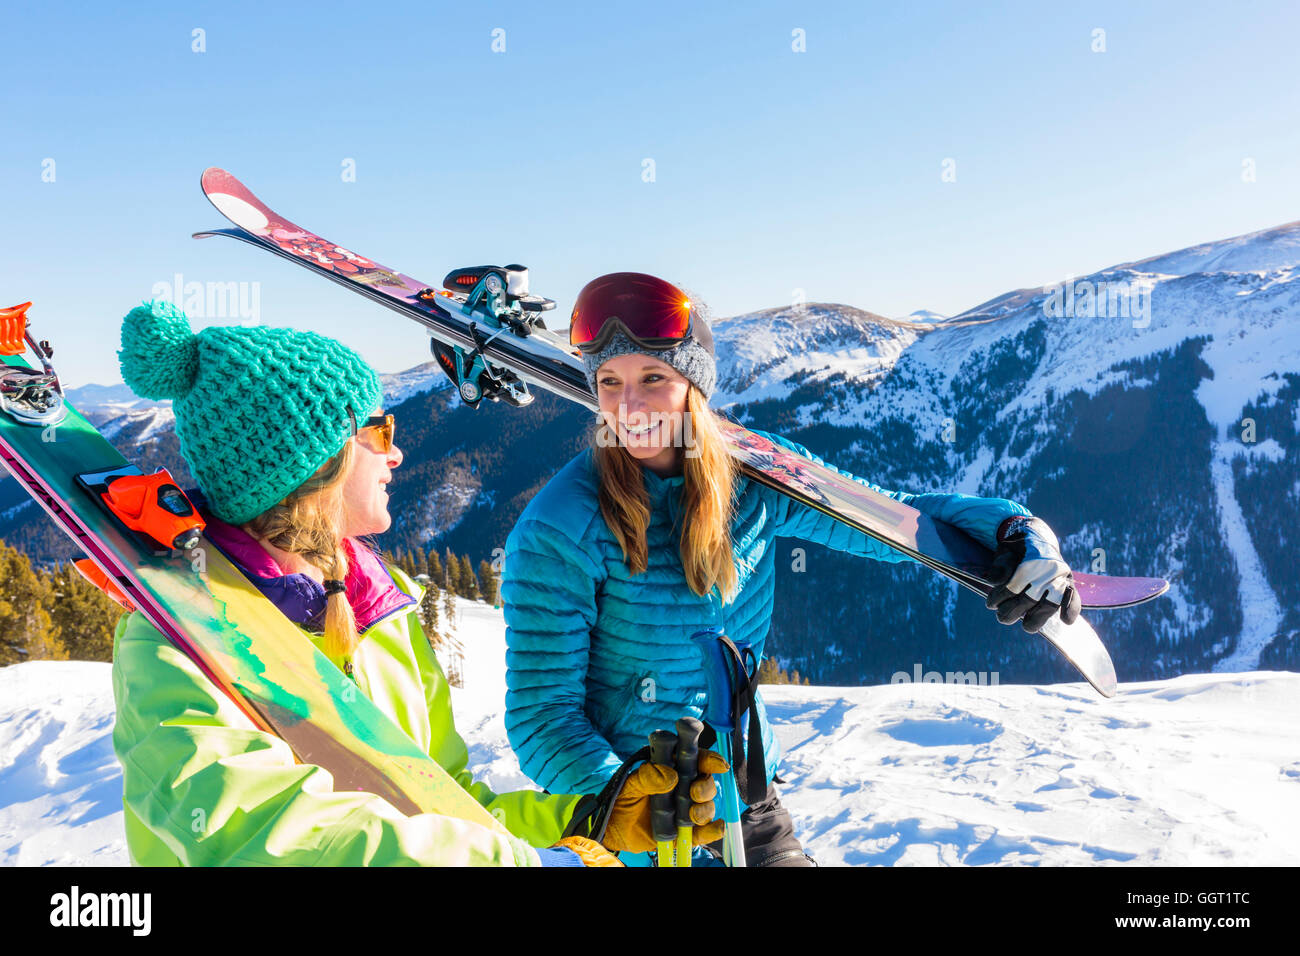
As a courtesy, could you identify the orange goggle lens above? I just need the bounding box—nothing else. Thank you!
[569,273,698,352]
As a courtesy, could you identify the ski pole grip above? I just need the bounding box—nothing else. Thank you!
[673,717,704,828]
[648,730,677,844]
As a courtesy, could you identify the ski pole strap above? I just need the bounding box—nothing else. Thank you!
[563,745,652,845]
[713,634,768,806]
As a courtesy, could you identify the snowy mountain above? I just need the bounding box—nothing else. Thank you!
[2,219,1297,683]
[59,368,450,426]
[62,383,168,421]
[378,360,453,407]
[4,598,1297,867]
[1113,219,1300,276]
[901,309,948,324]
[719,220,1300,683]
[711,303,921,410]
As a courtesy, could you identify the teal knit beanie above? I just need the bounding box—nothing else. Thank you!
[118,301,383,525]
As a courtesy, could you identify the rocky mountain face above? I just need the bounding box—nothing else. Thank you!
[9,220,1297,684]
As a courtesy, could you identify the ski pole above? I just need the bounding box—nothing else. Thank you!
[692,627,757,867]
[648,730,678,867]
[716,763,746,867]
[673,716,703,868]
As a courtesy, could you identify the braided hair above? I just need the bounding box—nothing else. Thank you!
[243,440,361,667]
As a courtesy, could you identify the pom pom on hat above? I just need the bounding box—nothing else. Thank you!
[119,300,200,401]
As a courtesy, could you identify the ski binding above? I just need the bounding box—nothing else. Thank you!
[0,302,67,427]
[420,265,554,408]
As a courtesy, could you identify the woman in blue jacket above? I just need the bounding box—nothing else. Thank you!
[501,273,1081,866]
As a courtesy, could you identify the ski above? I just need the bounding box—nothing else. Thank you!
[0,302,512,834]
[194,168,1169,697]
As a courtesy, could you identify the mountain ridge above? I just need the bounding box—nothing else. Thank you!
[8,217,1297,683]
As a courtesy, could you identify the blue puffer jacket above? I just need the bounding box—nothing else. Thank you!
[501,429,1031,798]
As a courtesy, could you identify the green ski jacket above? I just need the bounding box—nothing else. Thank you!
[111,546,583,866]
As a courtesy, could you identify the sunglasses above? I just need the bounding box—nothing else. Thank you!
[347,407,396,453]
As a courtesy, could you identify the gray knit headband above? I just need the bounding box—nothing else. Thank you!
[581,327,717,399]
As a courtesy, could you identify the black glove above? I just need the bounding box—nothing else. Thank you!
[985,516,1081,633]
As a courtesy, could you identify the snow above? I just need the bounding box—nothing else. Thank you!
[1115,220,1300,277]
[6,599,1295,867]
[1,499,34,521]
[711,304,920,410]
[89,405,175,443]
[449,606,1300,866]
[0,662,128,867]
[380,360,452,406]
[1206,442,1283,672]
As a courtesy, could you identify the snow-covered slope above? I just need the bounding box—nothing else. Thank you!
[449,603,1300,866]
[62,362,450,427]
[1114,219,1300,277]
[0,662,127,866]
[62,383,170,431]
[379,361,452,406]
[96,404,175,442]
[8,601,1294,867]
[711,304,922,411]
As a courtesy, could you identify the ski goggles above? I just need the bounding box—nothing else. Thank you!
[568,272,712,354]
[347,408,396,453]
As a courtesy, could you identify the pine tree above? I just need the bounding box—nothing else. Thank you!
[757,657,809,686]
[0,540,65,665]
[442,585,457,636]
[477,559,499,606]
[416,571,464,686]
[459,555,479,601]
[421,575,440,635]
[427,549,444,589]
[416,578,436,642]
[45,561,122,662]
[444,547,459,593]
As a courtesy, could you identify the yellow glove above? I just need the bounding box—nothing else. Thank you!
[551,835,625,867]
[601,751,730,854]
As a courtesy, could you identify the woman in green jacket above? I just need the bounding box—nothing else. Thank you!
[109,301,720,866]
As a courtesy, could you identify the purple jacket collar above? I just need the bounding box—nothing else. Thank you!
[195,495,415,634]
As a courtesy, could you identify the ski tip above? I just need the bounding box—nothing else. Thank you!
[200,166,235,193]
[1074,573,1171,609]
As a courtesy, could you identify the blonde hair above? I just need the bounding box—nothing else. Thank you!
[243,440,361,665]
[593,386,740,604]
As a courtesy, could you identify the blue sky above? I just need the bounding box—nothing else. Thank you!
[2,0,1298,387]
